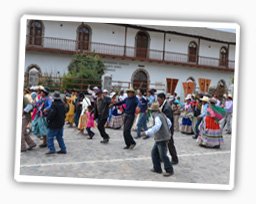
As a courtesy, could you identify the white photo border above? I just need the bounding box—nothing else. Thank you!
[14,14,240,191]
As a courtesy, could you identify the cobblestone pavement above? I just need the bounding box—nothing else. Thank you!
[20,125,232,185]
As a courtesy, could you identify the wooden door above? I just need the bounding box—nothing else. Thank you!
[136,32,149,58]
[188,42,197,63]
[166,78,178,95]
[77,25,90,51]
[29,21,43,46]
[198,78,211,93]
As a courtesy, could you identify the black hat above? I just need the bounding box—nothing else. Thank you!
[53,91,61,100]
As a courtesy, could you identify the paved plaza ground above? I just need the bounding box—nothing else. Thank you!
[20,125,232,185]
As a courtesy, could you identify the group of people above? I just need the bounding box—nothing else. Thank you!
[171,92,233,148]
[21,84,233,177]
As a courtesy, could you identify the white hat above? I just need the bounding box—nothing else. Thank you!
[103,89,108,93]
[228,93,233,99]
[126,86,135,93]
[185,94,192,101]
[209,97,217,104]
[110,92,117,98]
[93,86,98,90]
[149,102,160,111]
[200,96,209,102]
[38,85,44,90]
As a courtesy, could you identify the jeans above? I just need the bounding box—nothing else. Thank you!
[151,141,173,173]
[97,117,109,140]
[47,127,66,152]
[123,113,136,147]
[136,112,148,137]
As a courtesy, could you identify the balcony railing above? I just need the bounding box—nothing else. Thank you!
[26,35,235,70]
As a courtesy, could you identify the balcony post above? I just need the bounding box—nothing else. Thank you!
[124,26,127,56]
[197,37,201,64]
[227,43,230,68]
[163,32,166,61]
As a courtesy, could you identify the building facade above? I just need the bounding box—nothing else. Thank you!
[24,20,236,96]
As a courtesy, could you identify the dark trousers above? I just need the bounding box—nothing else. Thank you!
[151,141,173,173]
[123,114,136,147]
[86,127,95,137]
[168,131,179,163]
[194,117,203,138]
[97,117,109,140]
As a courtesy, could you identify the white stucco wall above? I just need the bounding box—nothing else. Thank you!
[25,52,72,75]
[27,20,236,66]
[103,59,234,98]
[25,50,234,100]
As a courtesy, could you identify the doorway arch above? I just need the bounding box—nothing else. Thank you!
[25,64,42,87]
[131,69,149,91]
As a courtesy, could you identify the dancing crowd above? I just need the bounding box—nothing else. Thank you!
[21,84,233,177]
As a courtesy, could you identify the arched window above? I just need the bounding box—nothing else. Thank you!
[219,47,228,66]
[131,69,149,91]
[188,41,198,63]
[28,20,44,46]
[77,23,91,51]
[135,31,149,58]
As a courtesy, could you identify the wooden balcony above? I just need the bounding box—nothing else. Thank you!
[26,36,235,72]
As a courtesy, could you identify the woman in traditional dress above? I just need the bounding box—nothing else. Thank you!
[31,87,52,147]
[197,97,226,148]
[107,92,124,129]
[172,100,181,132]
[65,91,77,127]
[180,95,194,134]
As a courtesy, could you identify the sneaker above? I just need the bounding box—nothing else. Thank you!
[57,150,67,154]
[45,151,56,155]
[123,146,130,149]
[129,143,136,150]
[163,171,174,177]
[150,169,162,174]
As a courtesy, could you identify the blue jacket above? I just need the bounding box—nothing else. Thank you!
[115,96,138,115]
[138,96,148,113]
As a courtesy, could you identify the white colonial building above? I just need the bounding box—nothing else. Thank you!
[24,19,236,97]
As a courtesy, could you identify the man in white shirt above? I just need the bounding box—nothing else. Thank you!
[142,102,174,177]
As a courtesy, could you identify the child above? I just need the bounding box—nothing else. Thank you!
[86,105,95,139]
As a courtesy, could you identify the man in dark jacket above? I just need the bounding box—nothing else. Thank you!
[157,93,179,165]
[94,89,111,144]
[46,91,67,154]
[111,87,138,150]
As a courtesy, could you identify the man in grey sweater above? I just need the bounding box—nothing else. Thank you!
[142,102,174,177]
